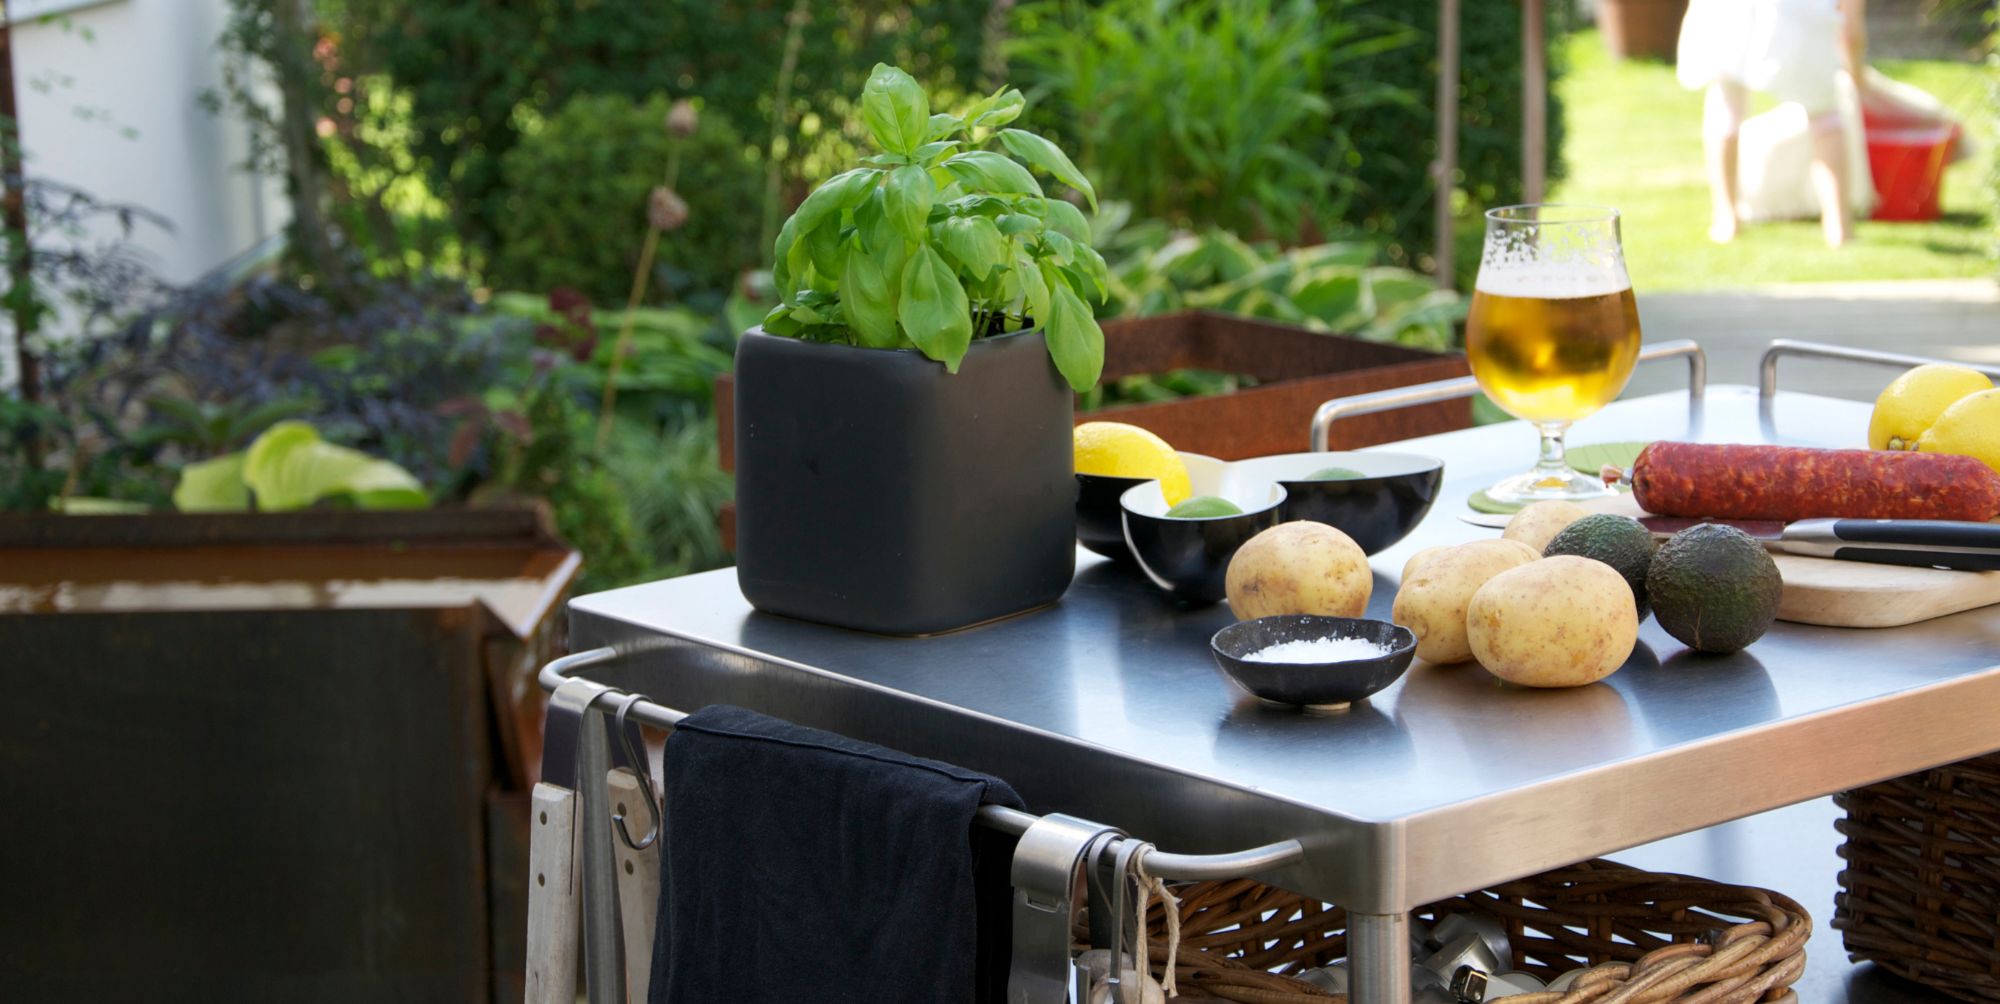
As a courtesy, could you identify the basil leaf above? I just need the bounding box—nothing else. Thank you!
[946,194,1010,217]
[913,140,960,166]
[854,187,900,252]
[932,215,1008,283]
[761,302,805,337]
[792,167,880,237]
[941,151,1042,197]
[841,242,903,349]
[862,63,929,156]
[995,213,1043,237]
[771,214,803,301]
[1018,255,1052,328]
[1041,230,1078,264]
[970,87,1025,129]
[925,114,964,142]
[997,129,1097,211]
[806,219,848,279]
[1072,241,1110,301]
[1042,198,1091,241]
[898,243,973,372]
[1044,272,1104,392]
[884,165,935,242]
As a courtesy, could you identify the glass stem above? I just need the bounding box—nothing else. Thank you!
[1534,422,1572,484]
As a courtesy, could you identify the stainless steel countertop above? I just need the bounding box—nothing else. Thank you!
[570,386,2000,912]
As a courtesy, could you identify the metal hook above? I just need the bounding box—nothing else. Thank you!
[609,692,662,851]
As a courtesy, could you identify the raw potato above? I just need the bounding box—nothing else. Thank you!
[1467,555,1638,688]
[1502,500,1592,551]
[1400,545,1453,583]
[1227,521,1371,620]
[1390,540,1539,664]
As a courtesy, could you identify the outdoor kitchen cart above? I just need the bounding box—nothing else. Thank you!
[535,341,2000,1003]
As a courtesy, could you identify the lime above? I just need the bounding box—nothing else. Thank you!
[1074,422,1192,506]
[1165,495,1244,518]
[1917,389,2000,474]
[1304,467,1366,481]
[1869,364,1991,451]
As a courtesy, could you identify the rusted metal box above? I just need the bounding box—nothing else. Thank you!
[713,311,1470,548]
[0,510,578,1003]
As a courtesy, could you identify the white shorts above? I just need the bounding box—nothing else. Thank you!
[1676,0,1844,114]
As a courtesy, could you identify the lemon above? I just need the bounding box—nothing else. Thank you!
[1869,364,1992,451]
[1073,421,1192,506]
[1916,389,2000,474]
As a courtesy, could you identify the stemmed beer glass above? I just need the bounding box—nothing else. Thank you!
[1465,205,1642,504]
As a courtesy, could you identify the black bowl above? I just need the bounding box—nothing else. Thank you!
[1210,615,1416,707]
[1076,452,1223,561]
[1119,476,1285,605]
[1227,452,1445,555]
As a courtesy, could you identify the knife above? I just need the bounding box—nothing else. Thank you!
[1636,517,2000,572]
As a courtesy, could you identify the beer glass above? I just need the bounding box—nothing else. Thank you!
[1466,205,1641,504]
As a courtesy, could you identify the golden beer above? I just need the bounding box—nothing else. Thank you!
[1465,280,1641,423]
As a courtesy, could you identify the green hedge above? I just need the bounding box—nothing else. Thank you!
[493,95,762,307]
[1338,0,1570,272]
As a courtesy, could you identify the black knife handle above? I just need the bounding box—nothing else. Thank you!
[1832,519,2000,550]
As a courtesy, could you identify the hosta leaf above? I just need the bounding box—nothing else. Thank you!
[942,151,1042,197]
[173,452,250,512]
[884,165,935,242]
[242,421,428,512]
[1044,269,1105,392]
[931,215,1008,283]
[898,243,973,372]
[997,129,1097,211]
[861,63,928,156]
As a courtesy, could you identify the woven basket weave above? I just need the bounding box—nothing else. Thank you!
[1836,752,2000,1003]
[1135,858,1808,1003]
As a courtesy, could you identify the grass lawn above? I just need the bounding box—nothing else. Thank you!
[1551,29,1994,292]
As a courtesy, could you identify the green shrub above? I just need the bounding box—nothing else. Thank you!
[1011,0,1415,240]
[601,415,734,583]
[493,95,761,306]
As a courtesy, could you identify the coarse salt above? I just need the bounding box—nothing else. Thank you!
[1242,636,1389,664]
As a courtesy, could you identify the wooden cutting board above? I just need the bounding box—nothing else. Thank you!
[1576,494,2000,629]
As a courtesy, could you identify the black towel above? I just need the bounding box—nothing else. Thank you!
[649,705,1024,1004]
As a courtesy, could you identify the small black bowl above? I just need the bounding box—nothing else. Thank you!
[1120,476,1285,605]
[1076,452,1223,561]
[1210,615,1416,708]
[1227,452,1445,555]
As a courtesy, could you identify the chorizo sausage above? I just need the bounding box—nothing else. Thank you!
[1630,442,2000,522]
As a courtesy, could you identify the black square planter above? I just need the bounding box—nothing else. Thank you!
[732,328,1076,635]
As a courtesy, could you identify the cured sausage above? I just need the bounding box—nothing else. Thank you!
[1631,442,2000,522]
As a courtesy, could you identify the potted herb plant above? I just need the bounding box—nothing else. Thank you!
[736,64,1107,635]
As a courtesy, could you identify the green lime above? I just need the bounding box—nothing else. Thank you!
[1164,495,1244,518]
[1304,467,1367,481]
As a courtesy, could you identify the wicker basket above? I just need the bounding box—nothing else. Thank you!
[1836,752,2000,1002]
[1128,858,1809,1003]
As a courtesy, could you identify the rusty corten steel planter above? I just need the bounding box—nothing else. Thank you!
[714,312,1472,549]
[0,510,578,1003]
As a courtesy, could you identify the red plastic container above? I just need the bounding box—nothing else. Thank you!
[1864,112,1959,222]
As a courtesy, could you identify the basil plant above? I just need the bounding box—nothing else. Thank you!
[764,64,1109,392]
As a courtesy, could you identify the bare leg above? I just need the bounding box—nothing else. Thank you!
[1702,82,1748,243]
[1810,111,1853,248]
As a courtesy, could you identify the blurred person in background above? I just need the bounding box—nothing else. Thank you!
[1677,0,1869,248]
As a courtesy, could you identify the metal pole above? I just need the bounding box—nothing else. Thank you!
[1522,0,1547,203]
[578,708,627,1003]
[1433,0,1461,290]
[1349,912,1412,1004]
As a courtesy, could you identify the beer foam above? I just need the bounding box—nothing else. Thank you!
[1474,266,1630,298]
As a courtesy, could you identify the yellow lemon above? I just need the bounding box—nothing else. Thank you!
[1917,389,2000,474]
[1073,422,1192,506]
[1869,364,1992,451]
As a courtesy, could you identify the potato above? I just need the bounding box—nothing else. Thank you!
[1227,521,1371,620]
[1467,556,1638,688]
[1399,544,1453,583]
[1502,500,1592,551]
[1390,540,1538,664]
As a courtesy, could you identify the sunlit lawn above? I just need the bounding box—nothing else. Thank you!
[1552,30,1994,292]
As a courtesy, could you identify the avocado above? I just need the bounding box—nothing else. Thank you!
[1544,514,1657,618]
[1164,495,1244,518]
[1645,523,1782,654]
